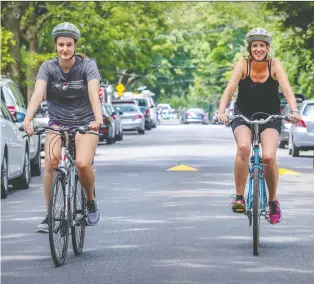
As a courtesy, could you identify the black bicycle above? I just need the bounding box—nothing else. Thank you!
[22,125,98,266]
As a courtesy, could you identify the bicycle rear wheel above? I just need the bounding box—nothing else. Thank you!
[252,167,260,256]
[71,177,86,255]
[48,171,69,266]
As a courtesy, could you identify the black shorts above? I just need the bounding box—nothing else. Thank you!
[231,107,281,134]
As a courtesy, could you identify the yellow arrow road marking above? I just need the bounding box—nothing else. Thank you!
[167,165,198,171]
[278,168,300,176]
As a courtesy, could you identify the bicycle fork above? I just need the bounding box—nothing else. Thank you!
[245,147,269,225]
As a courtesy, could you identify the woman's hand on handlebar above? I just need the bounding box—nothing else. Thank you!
[218,111,229,123]
[88,120,103,131]
[289,112,301,124]
[22,120,34,136]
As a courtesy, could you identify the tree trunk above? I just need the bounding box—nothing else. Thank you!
[2,2,27,88]
[27,37,37,103]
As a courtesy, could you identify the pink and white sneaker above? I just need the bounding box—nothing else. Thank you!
[269,200,282,224]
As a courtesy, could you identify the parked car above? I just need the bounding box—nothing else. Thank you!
[139,106,153,130]
[104,103,123,141]
[279,93,307,113]
[34,101,49,151]
[278,103,301,148]
[112,103,145,134]
[288,100,314,157]
[182,108,209,124]
[99,104,115,144]
[1,75,41,176]
[135,96,157,128]
[1,101,31,199]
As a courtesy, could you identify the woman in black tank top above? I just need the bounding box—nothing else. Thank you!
[217,28,301,224]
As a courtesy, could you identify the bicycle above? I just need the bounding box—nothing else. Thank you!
[21,124,99,266]
[228,114,289,256]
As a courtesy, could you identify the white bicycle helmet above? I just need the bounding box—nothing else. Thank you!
[246,27,272,45]
[52,22,81,41]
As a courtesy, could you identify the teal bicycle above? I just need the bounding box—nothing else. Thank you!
[229,114,289,256]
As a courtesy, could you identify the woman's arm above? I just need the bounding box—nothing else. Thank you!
[218,58,245,119]
[88,79,103,128]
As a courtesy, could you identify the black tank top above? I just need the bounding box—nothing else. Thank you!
[235,59,280,119]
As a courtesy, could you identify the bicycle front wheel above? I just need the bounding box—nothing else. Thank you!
[48,171,69,266]
[252,167,260,256]
[71,177,86,255]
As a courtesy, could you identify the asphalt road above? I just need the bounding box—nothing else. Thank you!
[1,122,314,284]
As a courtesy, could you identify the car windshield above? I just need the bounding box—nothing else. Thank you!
[114,105,138,112]
[303,103,314,117]
[187,108,203,113]
[136,99,148,107]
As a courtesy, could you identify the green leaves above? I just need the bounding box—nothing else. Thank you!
[1,27,16,72]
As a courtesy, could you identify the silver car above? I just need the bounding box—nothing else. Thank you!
[1,101,31,199]
[113,103,145,134]
[278,103,301,149]
[288,100,314,157]
[183,108,209,124]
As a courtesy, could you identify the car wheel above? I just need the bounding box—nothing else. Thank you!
[278,140,286,149]
[12,149,31,190]
[31,137,42,176]
[106,137,114,144]
[291,138,300,157]
[1,154,9,199]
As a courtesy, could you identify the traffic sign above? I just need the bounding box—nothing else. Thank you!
[116,83,126,96]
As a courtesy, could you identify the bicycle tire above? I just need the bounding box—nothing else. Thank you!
[71,177,86,255]
[252,166,260,256]
[48,171,69,266]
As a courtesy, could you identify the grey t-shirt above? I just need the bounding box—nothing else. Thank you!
[36,56,101,126]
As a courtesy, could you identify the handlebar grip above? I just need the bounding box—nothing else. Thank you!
[18,125,25,131]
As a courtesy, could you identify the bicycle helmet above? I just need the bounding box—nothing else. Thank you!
[246,27,272,45]
[51,22,81,42]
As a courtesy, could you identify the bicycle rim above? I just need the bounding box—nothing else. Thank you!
[48,171,69,266]
[71,178,86,255]
[252,167,260,256]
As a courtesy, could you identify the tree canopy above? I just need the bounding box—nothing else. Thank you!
[1,1,313,107]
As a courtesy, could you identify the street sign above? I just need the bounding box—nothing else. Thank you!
[115,83,126,97]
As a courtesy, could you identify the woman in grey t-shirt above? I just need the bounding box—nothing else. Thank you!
[23,22,102,232]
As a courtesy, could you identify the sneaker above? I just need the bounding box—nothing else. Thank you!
[86,200,101,226]
[269,200,281,224]
[36,215,49,234]
[231,195,246,213]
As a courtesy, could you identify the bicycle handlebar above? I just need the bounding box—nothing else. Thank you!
[227,114,291,125]
[19,124,106,137]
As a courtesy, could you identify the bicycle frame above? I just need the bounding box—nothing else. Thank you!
[246,123,267,220]
[57,130,82,227]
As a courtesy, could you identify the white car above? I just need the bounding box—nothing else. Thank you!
[288,100,314,157]
[1,75,41,176]
[1,101,31,199]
